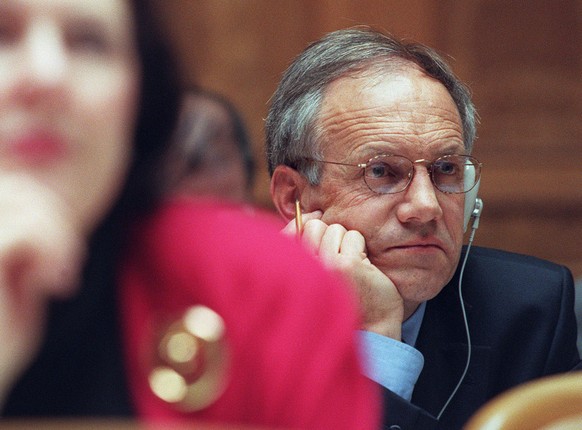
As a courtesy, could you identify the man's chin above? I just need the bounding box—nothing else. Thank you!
[386,268,453,303]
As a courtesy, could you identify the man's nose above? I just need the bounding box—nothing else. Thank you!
[396,166,443,224]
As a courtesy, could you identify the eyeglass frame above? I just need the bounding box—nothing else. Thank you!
[296,154,482,195]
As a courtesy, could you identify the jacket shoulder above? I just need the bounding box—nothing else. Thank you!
[467,246,572,278]
[460,246,574,306]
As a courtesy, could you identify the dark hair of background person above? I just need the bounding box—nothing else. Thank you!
[165,86,256,198]
[194,88,256,192]
[265,26,477,184]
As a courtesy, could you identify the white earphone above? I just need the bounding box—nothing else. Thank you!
[463,164,482,232]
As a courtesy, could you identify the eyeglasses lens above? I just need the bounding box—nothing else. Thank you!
[364,156,411,194]
[363,155,478,194]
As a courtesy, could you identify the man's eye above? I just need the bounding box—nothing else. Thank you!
[435,161,458,175]
[367,162,399,179]
[368,163,387,178]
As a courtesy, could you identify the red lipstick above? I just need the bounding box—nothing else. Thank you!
[10,132,68,164]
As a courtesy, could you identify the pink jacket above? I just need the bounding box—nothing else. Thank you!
[120,199,380,429]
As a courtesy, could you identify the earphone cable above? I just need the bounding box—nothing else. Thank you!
[436,225,477,420]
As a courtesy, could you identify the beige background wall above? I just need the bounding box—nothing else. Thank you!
[156,0,582,278]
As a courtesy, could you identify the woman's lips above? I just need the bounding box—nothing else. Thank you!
[9,132,68,164]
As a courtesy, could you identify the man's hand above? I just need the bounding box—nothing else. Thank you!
[0,174,86,406]
[282,211,404,339]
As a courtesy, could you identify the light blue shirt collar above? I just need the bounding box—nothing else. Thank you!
[401,301,426,346]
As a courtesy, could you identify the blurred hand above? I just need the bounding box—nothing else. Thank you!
[282,211,404,339]
[0,173,86,406]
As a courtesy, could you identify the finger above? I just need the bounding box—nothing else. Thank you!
[339,230,367,259]
[298,210,323,232]
[34,234,85,297]
[301,218,328,254]
[281,210,323,238]
[319,224,348,263]
[281,218,298,237]
[0,174,86,298]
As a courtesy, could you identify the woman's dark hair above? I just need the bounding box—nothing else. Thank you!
[84,0,181,293]
[114,0,181,218]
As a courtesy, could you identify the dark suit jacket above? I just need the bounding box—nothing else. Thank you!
[383,246,582,430]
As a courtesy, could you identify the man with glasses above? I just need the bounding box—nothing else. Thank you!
[266,28,581,430]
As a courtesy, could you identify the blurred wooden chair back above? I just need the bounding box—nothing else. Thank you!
[464,372,582,430]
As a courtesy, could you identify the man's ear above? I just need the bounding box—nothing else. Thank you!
[270,165,306,221]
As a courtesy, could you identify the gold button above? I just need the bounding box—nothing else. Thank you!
[149,305,230,411]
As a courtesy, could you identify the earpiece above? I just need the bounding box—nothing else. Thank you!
[463,163,481,232]
[463,181,480,231]
[470,198,483,230]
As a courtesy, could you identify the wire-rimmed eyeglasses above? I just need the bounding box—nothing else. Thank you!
[303,154,482,194]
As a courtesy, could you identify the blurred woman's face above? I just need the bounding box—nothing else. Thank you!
[0,0,140,233]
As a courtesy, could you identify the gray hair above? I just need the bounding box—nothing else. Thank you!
[265,27,478,184]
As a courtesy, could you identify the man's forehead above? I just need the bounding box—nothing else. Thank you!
[319,68,459,128]
[316,68,464,158]
[324,64,439,98]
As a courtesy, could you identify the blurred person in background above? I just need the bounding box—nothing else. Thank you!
[0,1,380,428]
[164,88,256,202]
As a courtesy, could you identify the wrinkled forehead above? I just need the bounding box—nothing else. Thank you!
[315,67,464,157]
[319,65,460,127]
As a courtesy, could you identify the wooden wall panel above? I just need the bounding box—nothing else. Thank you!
[437,0,582,276]
[157,1,582,277]
[158,1,441,208]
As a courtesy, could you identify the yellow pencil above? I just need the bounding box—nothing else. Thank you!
[295,199,303,238]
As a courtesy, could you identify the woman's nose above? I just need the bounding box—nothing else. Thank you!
[22,21,67,91]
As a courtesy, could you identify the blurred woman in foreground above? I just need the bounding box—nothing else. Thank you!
[0,1,379,428]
